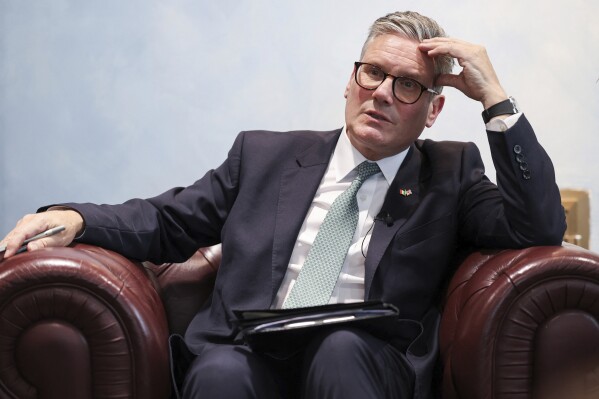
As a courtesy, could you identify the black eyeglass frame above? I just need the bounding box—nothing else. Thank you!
[353,62,439,104]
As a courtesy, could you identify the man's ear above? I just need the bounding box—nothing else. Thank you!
[344,70,355,99]
[425,94,445,128]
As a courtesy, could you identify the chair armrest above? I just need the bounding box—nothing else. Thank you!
[144,244,220,336]
[0,243,171,399]
[440,244,599,399]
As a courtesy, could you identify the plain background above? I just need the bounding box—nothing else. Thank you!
[2,1,598,249]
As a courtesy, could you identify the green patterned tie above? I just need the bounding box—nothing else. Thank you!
[282,161,381,309]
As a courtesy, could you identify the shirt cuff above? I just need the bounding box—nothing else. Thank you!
[485,113,522,132]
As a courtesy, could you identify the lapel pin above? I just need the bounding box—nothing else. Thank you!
[400,188,413,197]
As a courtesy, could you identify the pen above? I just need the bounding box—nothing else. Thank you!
[0,226,66,254]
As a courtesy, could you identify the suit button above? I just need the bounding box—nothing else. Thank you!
[513,145,522,154]
[519,162,529,171]
[515,153,525,163]
[523,170,531,180]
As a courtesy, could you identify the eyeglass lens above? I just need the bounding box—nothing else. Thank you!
[356,63,426,104]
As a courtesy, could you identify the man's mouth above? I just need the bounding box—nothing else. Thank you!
[365,110,391,123]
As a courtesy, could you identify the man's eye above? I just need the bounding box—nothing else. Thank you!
[397,79,418,90]
[366,67,384,79]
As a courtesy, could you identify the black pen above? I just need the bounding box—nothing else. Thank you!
[0,226,66,254]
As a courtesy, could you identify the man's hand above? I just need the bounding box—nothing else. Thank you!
[419,38,508,109]
[0,210,84,259]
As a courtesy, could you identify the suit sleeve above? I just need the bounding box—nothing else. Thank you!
[457,115,566,248]
[57,132,247,263]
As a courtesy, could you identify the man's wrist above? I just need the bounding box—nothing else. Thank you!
[480,86,508,110]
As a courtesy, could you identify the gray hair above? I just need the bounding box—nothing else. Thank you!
[361,11,454,93]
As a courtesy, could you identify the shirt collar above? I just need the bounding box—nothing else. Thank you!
[332,126,409,185]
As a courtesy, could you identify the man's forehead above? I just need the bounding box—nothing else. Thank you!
[362,34,434,76]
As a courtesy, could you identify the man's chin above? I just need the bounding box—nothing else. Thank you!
[347,130,392,160]
[351,128,388,146]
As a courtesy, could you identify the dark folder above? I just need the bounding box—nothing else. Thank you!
[233,301,400,354]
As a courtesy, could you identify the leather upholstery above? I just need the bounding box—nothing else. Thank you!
[441,244,599,398]
[1,242,599,399]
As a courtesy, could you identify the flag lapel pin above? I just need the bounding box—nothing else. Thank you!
[400,188,413,197]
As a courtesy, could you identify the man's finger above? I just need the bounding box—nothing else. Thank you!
[27,239,50,252]
[0,214,56,259]
[1,233,28,258]
[419,38,470,59]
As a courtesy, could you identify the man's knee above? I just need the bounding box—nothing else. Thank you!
[191,346,247,378]
[302,328,414,399]
[182,345,280,399]
[308,327,375,364]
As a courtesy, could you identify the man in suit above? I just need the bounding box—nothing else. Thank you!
[1,11,565,399]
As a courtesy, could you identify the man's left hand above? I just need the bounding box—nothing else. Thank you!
[419,38,507,109]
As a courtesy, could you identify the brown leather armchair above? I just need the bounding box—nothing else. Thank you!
[1,242,599,399]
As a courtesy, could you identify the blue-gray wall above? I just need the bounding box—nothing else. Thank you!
[2,1,599,248]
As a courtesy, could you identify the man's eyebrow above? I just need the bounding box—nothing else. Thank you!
[382,66,424,81]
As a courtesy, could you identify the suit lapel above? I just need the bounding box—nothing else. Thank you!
[364,144,428,298]
[270,129,341,302]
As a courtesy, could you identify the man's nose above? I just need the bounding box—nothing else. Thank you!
[372,76,395,103]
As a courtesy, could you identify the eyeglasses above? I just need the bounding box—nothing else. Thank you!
[353,62,439,104]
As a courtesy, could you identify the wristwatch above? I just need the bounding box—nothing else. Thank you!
[481,97,519,123]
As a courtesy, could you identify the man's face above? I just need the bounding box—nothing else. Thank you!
[344,34,445,160]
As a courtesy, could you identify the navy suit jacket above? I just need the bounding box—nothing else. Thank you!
[67,115,565,398]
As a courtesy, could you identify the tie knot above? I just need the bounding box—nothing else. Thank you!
[356,161,380,183]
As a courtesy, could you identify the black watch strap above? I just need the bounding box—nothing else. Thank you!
[482,97,519,123]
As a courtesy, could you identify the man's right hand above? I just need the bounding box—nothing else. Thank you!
[0,209,84,259]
